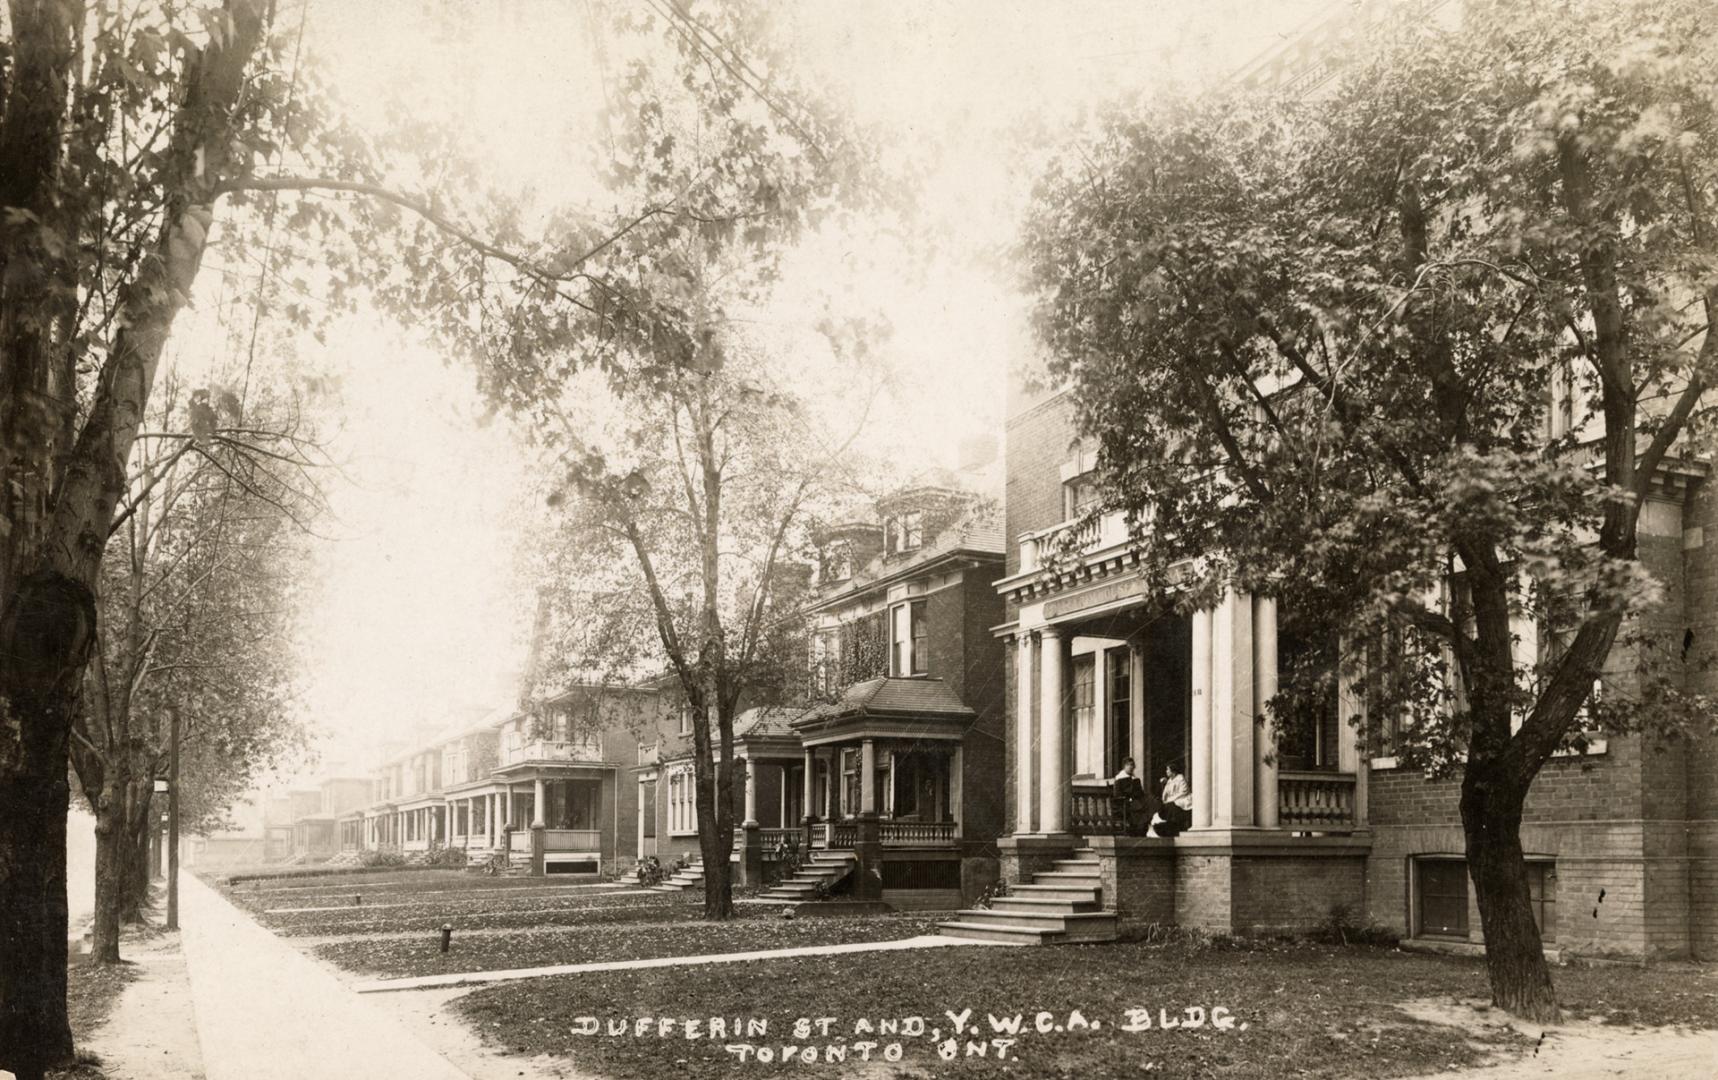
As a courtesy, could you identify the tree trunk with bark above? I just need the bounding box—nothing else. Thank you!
[1461,770,1559,1023]
[0,573,98,1079]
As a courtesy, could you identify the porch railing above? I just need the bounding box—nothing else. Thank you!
[543,828,601,852]
[756,827,798,851]
[1278,772,1357,829]
[826,821,858,849]
[1070,780,1129,835]
[879,820,956,846]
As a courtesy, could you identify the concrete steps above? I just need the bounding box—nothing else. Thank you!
[938,848,1117,946]
[757,852,856,902]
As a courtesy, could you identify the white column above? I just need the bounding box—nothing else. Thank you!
[1038,626,1067,834]
[1212,590,1255,828]
[802,750,815,820]
[950,745,963,837]
[860,739,877,814]
[1254,595,1280,829]
[532,777,545,827]
[1014,633,1035,835]
[1191,608,1214,829]
[743,758,758,826]
[885,750,897,818]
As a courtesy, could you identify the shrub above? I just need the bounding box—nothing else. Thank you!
[1313,903,1400,947]
[359,848,407,868]
[426,846,468,869]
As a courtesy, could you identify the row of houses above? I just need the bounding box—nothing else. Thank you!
[267,367,1718,961]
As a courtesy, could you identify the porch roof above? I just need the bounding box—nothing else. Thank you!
[791,677,973,746]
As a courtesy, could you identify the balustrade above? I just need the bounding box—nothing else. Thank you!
[1277,772,1357,829]
[878,820,955,846]
[826,822,858,849]
[1069,781,1130,836]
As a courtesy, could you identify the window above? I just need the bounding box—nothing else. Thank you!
[889,600,929,676]
[1416,859,1470,938]
[821,541,853,583]
[678,705,693,736]
[1063,473,1102,520]
[841,748,862,816]
[901,511,922,551]
[1072,654,1101,776]
[1106,645,1132,776]
[886,511,924,555]
[668,769,698,835]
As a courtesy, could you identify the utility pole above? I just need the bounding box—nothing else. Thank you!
[167,707,180,931]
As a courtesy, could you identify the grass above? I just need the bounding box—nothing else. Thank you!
[315,912,942,978]
[254,889,693,937]
[450,937,1718,1080]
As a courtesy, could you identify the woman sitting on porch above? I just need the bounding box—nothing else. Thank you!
[1110,758,1149,834]
[1149,761,1192,837]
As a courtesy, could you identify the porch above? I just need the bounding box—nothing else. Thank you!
[1004,584,1373,934]
[486,765,614,873]
[788,677,978,908]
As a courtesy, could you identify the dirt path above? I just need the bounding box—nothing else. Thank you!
[82,932,205,1080]
[1400,1000,1717,1080]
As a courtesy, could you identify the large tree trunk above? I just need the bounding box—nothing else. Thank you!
[121,792,153,924]
[695,750,736,920]
[0,572,97,1079]
[1461,769,1560,1024]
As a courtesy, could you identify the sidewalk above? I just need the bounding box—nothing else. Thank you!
[83,932,205,1080]
[177,873,471,1080]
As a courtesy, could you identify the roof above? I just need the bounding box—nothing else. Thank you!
[812,502,1004,610]
[793,677,975,728]
[653,705,806,764]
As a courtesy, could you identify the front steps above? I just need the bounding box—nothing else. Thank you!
[938,849,1118,945]
[648,857,706,892]
[757,851,857,902]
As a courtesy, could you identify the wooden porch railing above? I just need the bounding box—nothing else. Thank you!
[543,828,601,851]
[1278,771,1357,829]
[826,822,858,849]
[756,827,798,853]
[879,820,955,846]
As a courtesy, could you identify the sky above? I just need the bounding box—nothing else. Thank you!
[249,0,1335,779]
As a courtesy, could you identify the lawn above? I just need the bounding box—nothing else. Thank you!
[451,938,1718,1080]
[317,912,943,978]
[254,888,693,937]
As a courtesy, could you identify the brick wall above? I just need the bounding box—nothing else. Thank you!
[1683,477,1718,958]
[1174,855,1234,931]
[1004,392,1079,578]
[961,568,1008,847]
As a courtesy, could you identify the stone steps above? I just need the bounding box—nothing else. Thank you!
[757,853,856,902]
[938,848,1116,946]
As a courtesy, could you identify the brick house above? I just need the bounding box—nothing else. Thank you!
[992,381,1718,959]
[786,471,1009,908]
[351,687,661,875]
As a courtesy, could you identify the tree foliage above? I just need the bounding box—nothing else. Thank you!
[1024,0,1717,1021]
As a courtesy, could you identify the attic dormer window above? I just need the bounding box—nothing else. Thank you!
[886,511,923,555]
[821,540,853,583]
